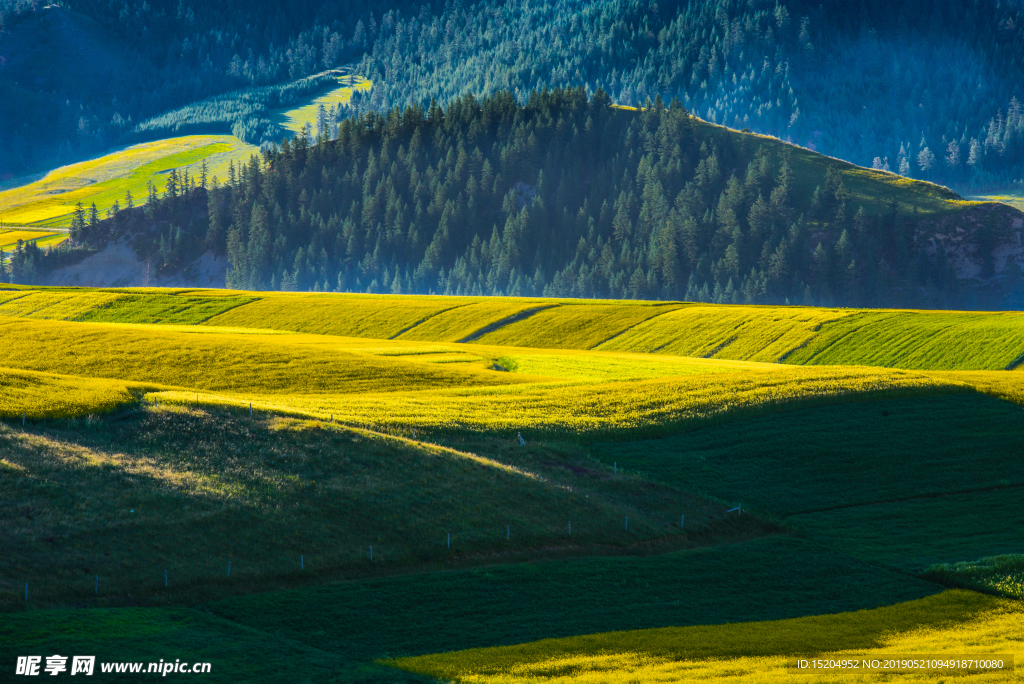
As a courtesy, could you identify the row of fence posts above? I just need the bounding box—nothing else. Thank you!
[18,503,749,601]
[13,408,742,602]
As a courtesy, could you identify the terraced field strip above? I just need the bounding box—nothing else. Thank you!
[471,302,685,349]
[203,293,484,338]
[397,300,560,342]
[8,287,1024,372]
[596,305,858,362]
[391,591,1018,684]
[0,290,125,319]
[786,310,1024,370]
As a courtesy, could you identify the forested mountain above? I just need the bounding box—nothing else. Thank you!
[12,90,1022,309]
[0,0,431,176]
[2,0,1023,190]
[358,0,1024,190]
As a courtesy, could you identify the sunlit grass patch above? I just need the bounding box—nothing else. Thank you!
[925,555,1024,599]
[390,590,1016,684]
[272,74,372,134]
[155,364,956,439]
[0,366,147,419]
[0,317,527,395]
[0,137,244,226]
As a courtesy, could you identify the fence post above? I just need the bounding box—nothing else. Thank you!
[94,576,98,594]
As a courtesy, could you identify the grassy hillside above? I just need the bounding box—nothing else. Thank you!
[0,73,370,228]
[0,137,251,228]
[1,404,744,612]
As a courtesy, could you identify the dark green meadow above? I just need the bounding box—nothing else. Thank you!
[591,392,1024,575]
[791,488,1024,572]
[0,537,942,682]
[592,393,1024,515]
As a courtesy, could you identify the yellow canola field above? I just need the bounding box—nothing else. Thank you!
[0,230,63,250]
[391,590,1021,684]
[0,318,531,399]
[154,364,957,438]
[0,366,148,418]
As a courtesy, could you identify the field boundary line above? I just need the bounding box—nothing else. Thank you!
[589,305,687,350]
[194,296,264,325]
[784,482,1024,518]
[701,335,738,359]
[390,303,475,339]
[457,305,561,343]
[1003,348,1024,370]
[777,312,884,364]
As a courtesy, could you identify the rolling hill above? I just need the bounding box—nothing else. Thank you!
[1,287,1023,681]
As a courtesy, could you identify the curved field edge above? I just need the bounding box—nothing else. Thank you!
[148,367,973,440]
[0,366,154,419]
[388,590,1016,683]
[924,554,1024,600]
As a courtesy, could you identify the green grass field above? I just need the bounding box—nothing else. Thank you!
[2,287,1022,682]
[590,394,1024,515]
